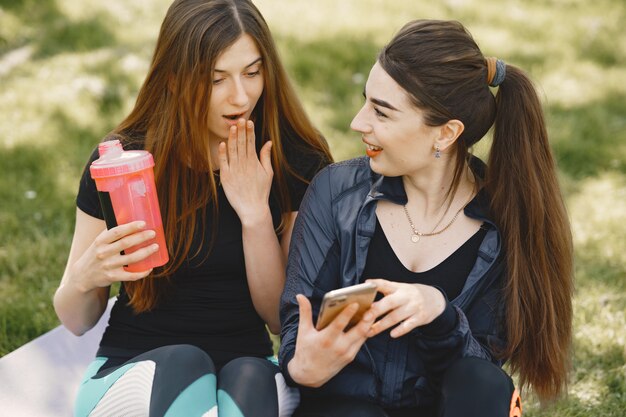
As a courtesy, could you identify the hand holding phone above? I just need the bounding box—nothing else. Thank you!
[315,282,377,330]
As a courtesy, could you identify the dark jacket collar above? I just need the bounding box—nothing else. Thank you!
[368,173,407,204]
[366,156,493,223]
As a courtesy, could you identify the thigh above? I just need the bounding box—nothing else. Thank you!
[294,396,388,417]
[75,344,217,417]
[218,356,296,417]
[439,357,516,417]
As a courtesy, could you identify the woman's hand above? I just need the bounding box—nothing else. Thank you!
[218,119,273,226]
[365,279,446,338]
[287,294,375,387]
[70,221,158,293]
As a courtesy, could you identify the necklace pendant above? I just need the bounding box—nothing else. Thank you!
[411,234,420,243]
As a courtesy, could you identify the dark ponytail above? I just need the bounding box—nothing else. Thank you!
[488,65,574,400]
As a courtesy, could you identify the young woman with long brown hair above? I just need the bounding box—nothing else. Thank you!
[280,19,573,417]
[54,1,331,416]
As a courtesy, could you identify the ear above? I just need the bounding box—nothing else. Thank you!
[434,119,464,151]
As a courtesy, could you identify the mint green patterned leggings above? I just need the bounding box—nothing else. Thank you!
[74,344,298,417]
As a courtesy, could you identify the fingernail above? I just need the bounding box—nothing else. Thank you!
[137,221,146,228]
[363,312,372,321]
[247,120,253,128]
[147,230,156,238]
[151,244,159,251]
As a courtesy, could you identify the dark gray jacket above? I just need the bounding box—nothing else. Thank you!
[279,156,507,409]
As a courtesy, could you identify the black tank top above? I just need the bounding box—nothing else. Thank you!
[361,218,487,300]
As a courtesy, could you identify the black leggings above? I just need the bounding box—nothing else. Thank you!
[294,357,519,417]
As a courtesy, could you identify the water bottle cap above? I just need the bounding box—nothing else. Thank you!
[97,140,123,158]
[89,140,155,178]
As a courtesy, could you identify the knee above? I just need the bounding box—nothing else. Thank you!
[218,357,280,415]
[219,357,277,388]
[156,344,216,375]
[441,357,514,400]
[446,357,511,384]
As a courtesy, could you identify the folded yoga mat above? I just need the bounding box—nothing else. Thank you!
[0,298,114,417]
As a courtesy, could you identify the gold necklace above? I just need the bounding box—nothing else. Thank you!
[402,192,473,243]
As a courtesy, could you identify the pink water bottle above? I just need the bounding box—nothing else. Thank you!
[89,140,169,272]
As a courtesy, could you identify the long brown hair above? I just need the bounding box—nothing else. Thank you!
[111,0,331,312]
[379,20,573,401]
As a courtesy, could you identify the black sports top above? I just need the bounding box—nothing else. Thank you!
[363,218,486,300]
[76,132,329,370]
[362,218,487,333]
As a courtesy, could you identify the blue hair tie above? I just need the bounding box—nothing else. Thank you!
[491,59,506,87]
[486,57,506,87]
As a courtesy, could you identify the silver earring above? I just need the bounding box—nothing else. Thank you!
[435,146,441,159]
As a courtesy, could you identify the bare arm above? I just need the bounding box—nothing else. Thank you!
[54,209,109,335]
[53,208,158,335]
[242,211,297,334]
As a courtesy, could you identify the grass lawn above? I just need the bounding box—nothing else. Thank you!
[1,0,624,415]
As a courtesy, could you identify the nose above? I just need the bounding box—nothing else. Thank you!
[350,105,370,133]
[229,78,249,107]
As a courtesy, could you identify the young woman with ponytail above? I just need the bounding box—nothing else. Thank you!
[280,19,573,417]
[54,1,331,416]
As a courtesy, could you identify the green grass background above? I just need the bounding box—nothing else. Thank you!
[0,0,624,415]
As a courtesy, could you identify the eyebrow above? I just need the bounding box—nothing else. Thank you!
[214,57,263,73]
[362,90,400,112]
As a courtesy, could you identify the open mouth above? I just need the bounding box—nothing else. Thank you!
[223,113,245,121]
[364,142,383,157]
